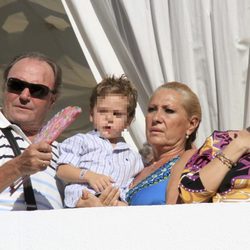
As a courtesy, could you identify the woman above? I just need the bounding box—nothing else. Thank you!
[76,81,201,207]
[125,81,201,205]
[179,127,250,203]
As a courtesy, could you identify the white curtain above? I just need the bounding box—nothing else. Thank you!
[61,0,250,148]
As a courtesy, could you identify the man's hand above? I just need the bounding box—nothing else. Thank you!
[14,142,52,176]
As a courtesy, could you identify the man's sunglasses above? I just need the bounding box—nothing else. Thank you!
[6,77,55,99]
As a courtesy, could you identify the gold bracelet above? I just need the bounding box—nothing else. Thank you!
[214,151,236,169]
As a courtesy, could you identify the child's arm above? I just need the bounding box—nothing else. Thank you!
[57,164,115,193]
[57,164,83,183]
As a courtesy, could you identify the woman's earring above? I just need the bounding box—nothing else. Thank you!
[186,134,189,139]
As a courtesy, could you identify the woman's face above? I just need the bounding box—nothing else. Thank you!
[146,88,191,150]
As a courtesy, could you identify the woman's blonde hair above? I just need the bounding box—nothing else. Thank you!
[157,81,202,149]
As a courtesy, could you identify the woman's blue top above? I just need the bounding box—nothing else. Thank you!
[126,156,180,206]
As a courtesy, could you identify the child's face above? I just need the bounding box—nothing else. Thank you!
[90,94,131,142]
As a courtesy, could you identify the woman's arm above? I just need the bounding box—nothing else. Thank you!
[166,149,196,204]
[199,129,249,192]
[179,129,250,203]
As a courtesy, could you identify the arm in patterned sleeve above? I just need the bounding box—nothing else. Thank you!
[57,133,86,167]
[178,131,225,203]
[179,130,250,203]
[179,169,215,203]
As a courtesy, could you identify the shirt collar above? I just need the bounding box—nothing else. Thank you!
[88,129,130,150]
[0,109,11,128]
[0,109,31,143]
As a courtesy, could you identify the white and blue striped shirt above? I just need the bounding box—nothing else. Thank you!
[0,111,63,211]
[57,130,144,207]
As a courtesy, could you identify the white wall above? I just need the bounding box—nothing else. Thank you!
[1,203,249,250]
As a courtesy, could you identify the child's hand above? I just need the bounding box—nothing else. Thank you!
[84,170,114,192]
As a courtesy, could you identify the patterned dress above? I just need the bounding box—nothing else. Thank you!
[179,130,250,203]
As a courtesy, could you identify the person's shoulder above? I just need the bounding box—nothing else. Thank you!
[126,145,143,158]
[129,146,141,154]
[117,139,135,151]
[86,130,99,137]
[60,132,88,143]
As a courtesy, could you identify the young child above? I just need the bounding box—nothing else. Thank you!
[57,75,144,208]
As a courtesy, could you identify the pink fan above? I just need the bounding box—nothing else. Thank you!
[34,106,82,144]
[10,106,82,195]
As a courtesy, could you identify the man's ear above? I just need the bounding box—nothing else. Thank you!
[50,94,57,106]
[186,116,200,136]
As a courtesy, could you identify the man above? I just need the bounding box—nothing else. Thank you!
[0,52,63,210]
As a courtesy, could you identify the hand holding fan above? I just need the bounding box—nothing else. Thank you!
[10,106,82,195]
